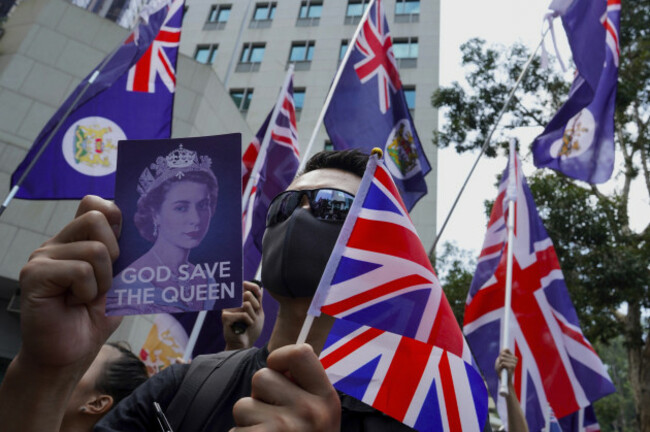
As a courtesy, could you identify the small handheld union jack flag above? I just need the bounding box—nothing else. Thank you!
[463,150,615,431]
[309,152,488,431]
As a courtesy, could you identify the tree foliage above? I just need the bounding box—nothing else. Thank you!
[431,0,650,428]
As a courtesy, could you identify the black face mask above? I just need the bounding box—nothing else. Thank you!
[261,208,343,298]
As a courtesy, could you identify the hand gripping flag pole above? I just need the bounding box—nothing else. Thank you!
[0,44,123,218]
[498,138,518,397]
[297,0,377,172]
[428,26,550,259]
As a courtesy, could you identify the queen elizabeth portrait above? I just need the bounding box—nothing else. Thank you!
[107,139,240,316]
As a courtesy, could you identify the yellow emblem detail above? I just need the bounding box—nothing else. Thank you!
[387,123,418,176]
[559,112,589,157]
[140,322,185,375]
[73,125,116,167]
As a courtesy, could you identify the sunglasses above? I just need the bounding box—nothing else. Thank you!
[266,188,356,227]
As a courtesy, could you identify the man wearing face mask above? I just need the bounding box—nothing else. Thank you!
[0,150,422,432]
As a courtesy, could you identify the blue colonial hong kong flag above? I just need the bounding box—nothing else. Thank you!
[463,151,615,431]
[323,0,430,211]
[11,0,183,199]
[532,0,621,184]
[242,72,300,346]
[309,153,487,431]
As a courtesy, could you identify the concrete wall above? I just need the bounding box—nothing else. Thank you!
[0,0,253,358]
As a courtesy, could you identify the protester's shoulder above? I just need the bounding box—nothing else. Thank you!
[94,363,189,432]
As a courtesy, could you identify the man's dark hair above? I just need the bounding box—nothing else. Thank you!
[302,149,369,179]
[95,342,149,407]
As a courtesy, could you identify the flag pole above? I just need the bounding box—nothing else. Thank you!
[297,0,377,172]
[499,138,517,397]
[182,66,295,361]
[428,26,550,259]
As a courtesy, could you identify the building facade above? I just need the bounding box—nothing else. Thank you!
[179,0,440,248]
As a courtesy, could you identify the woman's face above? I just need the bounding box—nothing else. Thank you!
[154,181,213,250]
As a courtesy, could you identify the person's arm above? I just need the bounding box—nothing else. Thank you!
[0,196,123,432]
[495,348,529,432]
[222,281,264,350]
[231,344,341,431]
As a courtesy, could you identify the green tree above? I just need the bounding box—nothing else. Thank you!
[432,0,650,429]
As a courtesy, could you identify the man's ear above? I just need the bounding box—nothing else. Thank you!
[84,394,114,415]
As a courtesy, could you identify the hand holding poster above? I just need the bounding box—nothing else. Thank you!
[107,134,242,316]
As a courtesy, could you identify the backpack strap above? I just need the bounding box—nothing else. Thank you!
[167,348,256,432]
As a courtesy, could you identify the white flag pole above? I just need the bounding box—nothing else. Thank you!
[297,0,377,172]
[183,66,295,361]
[499,138,518,396]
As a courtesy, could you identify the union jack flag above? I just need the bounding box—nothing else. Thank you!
[309,154,488,431]
[353,0,400,114]
[463,151,615,431]
[126,0,182,93]
[323,0,430,211]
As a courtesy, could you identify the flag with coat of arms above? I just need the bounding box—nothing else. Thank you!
[532,0,620,184]
[463,150,615,431]
[308,152,488,431]
[242,69,300,346]
[11,0,183,199]
[323,0,430,211]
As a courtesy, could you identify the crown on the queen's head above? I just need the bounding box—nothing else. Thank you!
[137,144,214,196]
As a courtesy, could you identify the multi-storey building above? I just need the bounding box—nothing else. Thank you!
[179,0,440,249]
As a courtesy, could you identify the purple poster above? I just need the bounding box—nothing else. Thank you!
[107,134,242,316]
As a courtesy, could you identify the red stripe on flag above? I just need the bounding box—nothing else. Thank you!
[320,326,384,369]
[554,314,597,355]
[373,336,432,422]
[132,45,153,92]
[156,29,180,43]
[438,351,462,431]
[158,50,176,85]
[463,282,505,326]
[429,296,465,358]
[347,218,432,270]
[321,274,431,317]
[514,343,523,402]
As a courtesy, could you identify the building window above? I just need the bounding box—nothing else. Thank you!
[194,44,218,64]
[403,86,415,111]
[297,0,322,26]
[293,88,306,120]
[324,140,333,151]
[205,4,231,29]
[289,41,315,70]
[230,88,254,113]
[345,0,369,25]
[250,2,276,28]
[339,40,349,62]
[395,0,420,22]
[393,37,418,68]
[236,42,265,72]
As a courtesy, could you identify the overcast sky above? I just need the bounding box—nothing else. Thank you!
[434,0,650,258]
